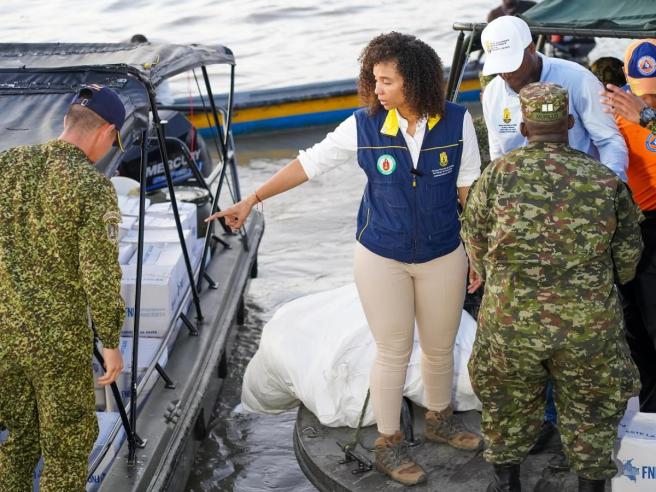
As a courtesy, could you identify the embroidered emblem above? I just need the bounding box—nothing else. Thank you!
[502,107,512,124]
[376,154,397,175]
[103,211,121,244]
[638,55,656,77]
[439,151,449,167]
[484,40,492,54]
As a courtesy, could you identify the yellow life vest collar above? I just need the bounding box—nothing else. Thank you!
[379,110,441,137]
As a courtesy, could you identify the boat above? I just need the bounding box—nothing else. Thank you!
[290,1,656,490]
[0,42,264,491]
[170,69,483,138]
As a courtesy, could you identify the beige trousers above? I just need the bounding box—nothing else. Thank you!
[354,242,467,435]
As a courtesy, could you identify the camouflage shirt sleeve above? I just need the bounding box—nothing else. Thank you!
[460,168,492,278]
[78,179,125,348]
[611,180,644,285]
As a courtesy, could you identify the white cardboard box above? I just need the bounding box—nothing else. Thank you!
[119,227,203,338]
[120,253,185,338]
[92,358,107,411]
[142,201,198,238]
[122,228,202,267]
[118,215,137,241]
[105,337,168,413]
[117,195,150,217]
[133,212,197,241]
[612,398,656,491]
[118,242,136,265]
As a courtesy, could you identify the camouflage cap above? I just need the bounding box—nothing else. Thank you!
[519,82,568,123]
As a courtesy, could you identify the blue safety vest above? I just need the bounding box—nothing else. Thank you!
[354,103,465,263]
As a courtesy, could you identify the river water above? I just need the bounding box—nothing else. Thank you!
[0,0,490,91]
[0,1,529,490]
[186,126,367,491]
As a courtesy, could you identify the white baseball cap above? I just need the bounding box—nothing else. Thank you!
[481,16,533,76]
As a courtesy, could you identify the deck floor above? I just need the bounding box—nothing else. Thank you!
[294,404,611,492]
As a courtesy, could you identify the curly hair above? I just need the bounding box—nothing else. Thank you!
[357,32,446,118]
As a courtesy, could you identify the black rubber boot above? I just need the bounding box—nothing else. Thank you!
[578,476,606,492]
[487,464,521,492]
[529,421,557,454]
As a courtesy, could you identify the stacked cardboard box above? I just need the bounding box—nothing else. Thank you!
[119,228,200,338]
[117,195,150,217]
[92,357,106,411]
[105,337,168,413]
[612,397,656,491]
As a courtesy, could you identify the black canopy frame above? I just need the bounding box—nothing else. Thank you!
[0,42,243,473]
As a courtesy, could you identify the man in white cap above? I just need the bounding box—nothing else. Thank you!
[480,15,628,181]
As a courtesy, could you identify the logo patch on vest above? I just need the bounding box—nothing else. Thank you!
[439,152,448,167]
[647,133,656,153]
[376,154,397,175]
[502,108,512,124]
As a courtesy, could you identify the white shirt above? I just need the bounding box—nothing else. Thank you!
[482,53,628,181]
[298,109,481,188]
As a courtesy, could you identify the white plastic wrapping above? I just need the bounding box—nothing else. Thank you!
[241,283,481,428]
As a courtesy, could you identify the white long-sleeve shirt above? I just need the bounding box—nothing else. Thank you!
[482,53,628,181]
[298,109,481,188]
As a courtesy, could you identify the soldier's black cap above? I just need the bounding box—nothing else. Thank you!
[70,84,125,150]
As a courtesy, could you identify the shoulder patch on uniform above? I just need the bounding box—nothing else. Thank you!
[103,211,121,244]
[102,211,121,223]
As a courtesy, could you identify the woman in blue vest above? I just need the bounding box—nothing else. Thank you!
[207,32,482,485]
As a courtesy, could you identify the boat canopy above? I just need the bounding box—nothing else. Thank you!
[524,0,656,33]
[0,42,233,173]
[0,42,234,85]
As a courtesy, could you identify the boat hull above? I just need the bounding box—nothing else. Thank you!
[99,212,264,492]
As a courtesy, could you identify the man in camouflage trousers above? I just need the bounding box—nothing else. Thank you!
[462,82,643,492]
[0,85,126,491]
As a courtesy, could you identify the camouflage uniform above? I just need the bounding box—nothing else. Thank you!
[474,72,496,171]
[473,116,491,171]
[0,140,124,491]
[461,83,643,480]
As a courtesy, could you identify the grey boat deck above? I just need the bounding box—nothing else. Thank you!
[99,213,264,491]
[294,404,611,491]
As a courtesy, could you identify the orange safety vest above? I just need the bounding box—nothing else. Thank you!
[617,114,656,211]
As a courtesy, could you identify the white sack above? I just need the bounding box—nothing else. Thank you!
[241,283,481,428]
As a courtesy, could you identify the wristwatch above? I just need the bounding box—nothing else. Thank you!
[639,106,656,128]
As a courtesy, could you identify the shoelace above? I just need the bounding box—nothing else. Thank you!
[445,415,469,434]
[380,440,411,468]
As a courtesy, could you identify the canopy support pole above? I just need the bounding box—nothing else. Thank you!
[93,343,146,453]
[127,129,150,465]
[446,31,465,103]
[198,65,248,293]
[147,89,204,324]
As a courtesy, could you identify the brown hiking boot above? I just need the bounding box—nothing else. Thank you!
[425,406,482,450]
[374,431,427,486]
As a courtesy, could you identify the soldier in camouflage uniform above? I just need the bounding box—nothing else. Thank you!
[473,72,496,172]
[461,82,643,492]
[0,85,126,491]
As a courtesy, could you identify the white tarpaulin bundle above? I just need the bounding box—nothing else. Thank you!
[241,283,481,428]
